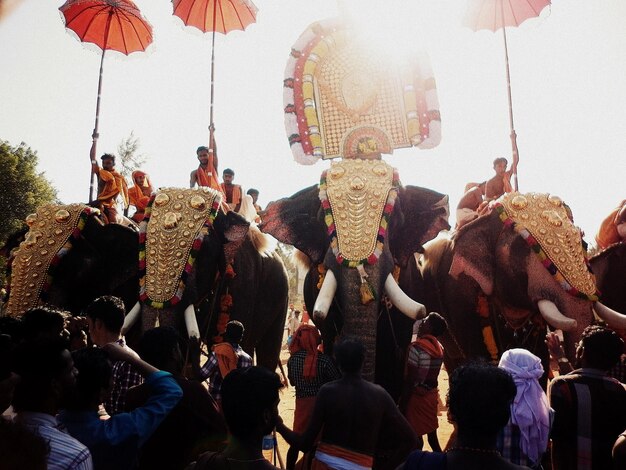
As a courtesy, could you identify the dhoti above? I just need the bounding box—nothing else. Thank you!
[405,387,439,436]
[312,442,373,470]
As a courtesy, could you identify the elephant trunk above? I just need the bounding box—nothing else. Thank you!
[594,301,626,329]
[313,269,337,322]
[537,300,577,331]
[384,274,427,320]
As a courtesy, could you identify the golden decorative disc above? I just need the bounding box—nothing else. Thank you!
[144,188,220,304]
[5,204,89,317]
[500,192,596,297]
[326,159,394,262]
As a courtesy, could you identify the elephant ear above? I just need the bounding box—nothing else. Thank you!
[260,185,327,265]
[449,211,503,296]
[214,211,250,264]
[388,185,450,267]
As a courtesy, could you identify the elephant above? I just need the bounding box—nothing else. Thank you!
[1,204,139,317]
[260,173,450,383]
[590,242,626,316]
[122,188,289,371]
[417,192,626,376]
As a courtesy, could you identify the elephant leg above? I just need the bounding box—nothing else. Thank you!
[141,305,159,333]
[254,307,287,371]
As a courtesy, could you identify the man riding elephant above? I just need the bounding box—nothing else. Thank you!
[595,199,626,249]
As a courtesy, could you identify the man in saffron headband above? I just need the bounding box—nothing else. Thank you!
[128,170,153,223]
[90,152,129,224]
[286,325,340,469]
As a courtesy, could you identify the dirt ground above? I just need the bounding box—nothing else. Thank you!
[271,346,454,466]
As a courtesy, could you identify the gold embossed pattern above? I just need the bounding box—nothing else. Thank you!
[6,204,88,317]
[326,160,394,262]
[500,192,597,297]
[144,188,219,304]
[316,43,410,157]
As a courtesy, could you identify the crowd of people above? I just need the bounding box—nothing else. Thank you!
[1,294,624,470]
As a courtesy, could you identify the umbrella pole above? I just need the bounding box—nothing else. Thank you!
[501,11,519,191]
[208,0,217,151]
[89,11,113,203]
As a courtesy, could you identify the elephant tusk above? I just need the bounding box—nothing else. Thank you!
[121,301,141,336]
[384,274,427,320]
[594,301,626,329]
[313,269,337,321]
[184,304,200,339]
[537,300,577,331]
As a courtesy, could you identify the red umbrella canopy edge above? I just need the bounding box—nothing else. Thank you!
[172,0,258,34]
[464,0,551,32]
[60,0,153,55]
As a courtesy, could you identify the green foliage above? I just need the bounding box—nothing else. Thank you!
[0,140,58,286]
[117,131,146,180]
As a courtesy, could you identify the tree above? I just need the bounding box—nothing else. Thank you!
[117,131,146,179]
[0,140,58,286]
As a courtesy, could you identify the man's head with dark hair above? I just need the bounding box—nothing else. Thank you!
[223,321,244,344]
[418,312,448,338]
[246,188,259,196]
[197,146,209,154]
[21,307,68,341]
[493,157,508,168]
[0,317,24,345]
[11,337,77,413]
[85,296,125,345]
[139,327,183,374]
[334,338,365,375]
[68,347,112,411]
[221,366,282,440]
[101,153,116,171]
[223,168,235,176]
[577,325,624,370]
[447,361,516,438]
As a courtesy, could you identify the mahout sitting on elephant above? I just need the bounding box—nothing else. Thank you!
[122,187,289,371]
[261,164,449,383]
[418,192,626,376]
[590,242,626,316]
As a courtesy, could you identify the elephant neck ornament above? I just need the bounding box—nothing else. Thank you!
[139,187,222,309]
[494,192,598,301]
[5,204,97,317]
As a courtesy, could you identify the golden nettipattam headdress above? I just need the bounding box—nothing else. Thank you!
[284,18,441,164]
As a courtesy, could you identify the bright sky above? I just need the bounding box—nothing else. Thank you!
[1,0,625,245]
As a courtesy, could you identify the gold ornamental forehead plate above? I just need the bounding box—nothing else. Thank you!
[25,213,38,226]
[55,209,71,223]
[154,193,170,206]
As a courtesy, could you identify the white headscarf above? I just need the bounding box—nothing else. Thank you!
[498,348,550,464]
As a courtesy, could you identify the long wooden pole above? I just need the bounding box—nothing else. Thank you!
[208,0,217,150]
[89,10,113,203]
[500,1,519,191]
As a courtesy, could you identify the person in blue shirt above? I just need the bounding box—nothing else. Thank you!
[58,342,183,470]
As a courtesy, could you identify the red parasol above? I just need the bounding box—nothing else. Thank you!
[59,0,153,202]
[172,0,257,154]
[464,0,551,190]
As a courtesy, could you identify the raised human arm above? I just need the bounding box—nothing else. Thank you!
[545,331,573,374]
[89,138,99,174]
[102,342,158,377]
[190,170,198,189]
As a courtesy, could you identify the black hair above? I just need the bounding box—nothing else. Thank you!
[0,316,24,344]
[222,168,235,176]
[334,338,365,374]
[139,326,182,372]
[21,307,67,341]
[425,312,448,337]
[448,361,516,437]
[11,337,72,412]
[197,146,209,154]
[69,347,112,409]
[246,188,259,196]
[493,157,508,167]
[101,153,115,162]
[85,296,125,333]
[221,366,282,439]
[224,321,244,343]
[580,325,624,370]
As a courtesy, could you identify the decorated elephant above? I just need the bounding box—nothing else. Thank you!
[418,192,626,375]
[122,187,289,370]
[2,203,139,317]
[261,161,449,381]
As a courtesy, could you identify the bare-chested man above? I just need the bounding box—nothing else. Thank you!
[456,182,486,229]
[484,152,518,201]
[277,338,416,470]
[190,132,220,191]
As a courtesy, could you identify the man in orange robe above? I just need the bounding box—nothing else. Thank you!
[595,200,626,249]
[128,170,153,223]
[90,153,129,224]
[190,131,221,192]
[220,169,242,212]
